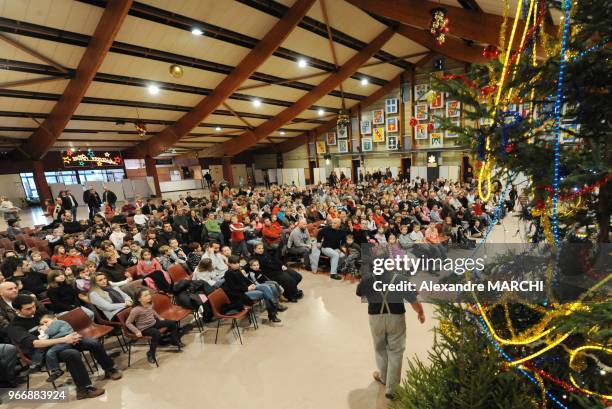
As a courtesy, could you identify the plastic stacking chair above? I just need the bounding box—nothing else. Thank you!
[207,288,250,345]
[116,308,165,367]
[151,293,193,335]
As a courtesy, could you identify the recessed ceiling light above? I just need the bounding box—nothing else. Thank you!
[361,78,369,86]
[280,131,286,135]
[147,84,160,95]
[191,28,203,36]
[252,99,262,107]
[317,108,325,116]
[215,126,222,131]
[298,58,307,68]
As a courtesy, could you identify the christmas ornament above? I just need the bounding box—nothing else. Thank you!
[336,109,350,129]
[480,85,497,97]
[169,64,184,78]
[482,45,500,59]
[135,122,147,137]
[430,8,449,45]
[433,58,444,71]
[505,143,515,153]
[409,118,417,127]
[427,123,434,132]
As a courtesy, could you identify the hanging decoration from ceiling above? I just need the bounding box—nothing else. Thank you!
[336,109,350,129]
[62,149,122,168]
[169,64,184,78]
[430,8,449,45]
[135,122,147,137]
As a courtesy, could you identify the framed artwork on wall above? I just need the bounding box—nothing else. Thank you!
[387,136,398,150]
[373,127,385,142]
[446,100,461,118]
[316,140,326,154]
[372,109,385,125]
[415,83,429,101]
[337,126,348,139]
[326,132,337,145]
[361,138,373,152]
[360,119,372,135]
[386,116,399,133]
[430,132,443,147]
[414,103,428,121]
[385,98,399,114]
[429,91,444,109]
[414,123,428,139]
[337,139,349,153]
[446,119,460,138]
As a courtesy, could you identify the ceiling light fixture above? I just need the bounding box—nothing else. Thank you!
[298,58,307,68]
[361,78,369,86]
[147,84,160,95]
[215,126,222,131]
[280,131,286,135]
[252,99,262,107]
[318,108,325,116]
[191,28,203,36]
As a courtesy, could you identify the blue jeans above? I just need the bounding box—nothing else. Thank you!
[245,288,277,315]
[31,343,72,372]
[310,247,346,275]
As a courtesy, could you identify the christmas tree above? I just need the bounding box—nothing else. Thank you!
[395,0,610,408]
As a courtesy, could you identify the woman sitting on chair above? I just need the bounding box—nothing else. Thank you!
[88,272,133,321]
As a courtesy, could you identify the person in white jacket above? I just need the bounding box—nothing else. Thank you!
[203,242,228,279]
[109,224,126,250]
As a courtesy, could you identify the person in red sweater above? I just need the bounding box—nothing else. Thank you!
[62,247,85,268]
[229,215,250,258]
[372,207,386,227]
[51,245,67,269]
[262,216,283,260]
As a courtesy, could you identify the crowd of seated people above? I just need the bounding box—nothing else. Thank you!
[0,175,516,398]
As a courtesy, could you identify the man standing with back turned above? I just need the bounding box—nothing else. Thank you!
[356,264,425,400]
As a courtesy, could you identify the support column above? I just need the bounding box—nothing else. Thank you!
[222,156,234,186]
[144,156,161,197]
[32,160,51,203]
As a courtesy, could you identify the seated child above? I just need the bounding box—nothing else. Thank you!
[343,234,361,276]
[30,314,74,383]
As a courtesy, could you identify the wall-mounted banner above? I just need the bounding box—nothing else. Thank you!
[62,149,123,168]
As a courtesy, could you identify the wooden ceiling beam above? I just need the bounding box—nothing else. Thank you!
[122,0,316,159]
[0,33,68,74]
[200,28,396,157]
[345,0,557,49]
[275,70,404,153]
[319,0,346,109]
[20,0,133,160]
[395,25,488,64]
[0,76,68,89]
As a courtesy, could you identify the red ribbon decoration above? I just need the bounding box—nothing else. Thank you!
[538,174,611,200]
[521,362,611,406]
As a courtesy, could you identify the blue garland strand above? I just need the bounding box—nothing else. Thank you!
[551,0,572,246]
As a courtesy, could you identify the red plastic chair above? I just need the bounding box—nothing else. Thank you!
[167,263,190,282]
[207,288,250,345]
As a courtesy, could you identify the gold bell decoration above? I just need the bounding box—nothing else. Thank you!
[169,64,184,78]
